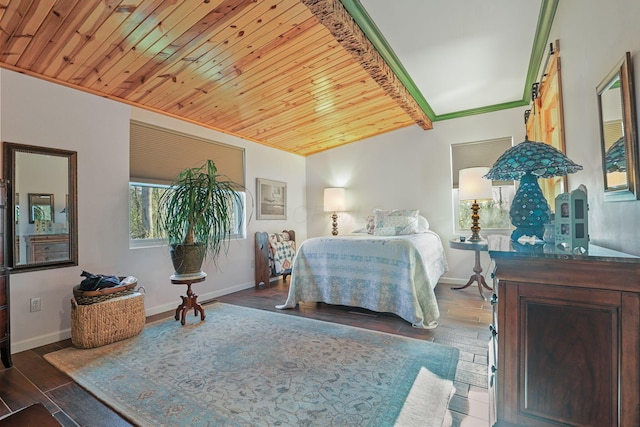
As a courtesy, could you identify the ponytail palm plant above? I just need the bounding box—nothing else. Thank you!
[158,159,244,276]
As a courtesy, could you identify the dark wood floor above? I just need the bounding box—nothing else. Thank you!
[0,280,492,427]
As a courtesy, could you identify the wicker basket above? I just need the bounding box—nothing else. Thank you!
[71,292,145,349]
[73,276,137,305]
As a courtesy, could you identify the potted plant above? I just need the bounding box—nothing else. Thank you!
[158,159,244,277]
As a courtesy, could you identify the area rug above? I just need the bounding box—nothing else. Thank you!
[45,303,459,427]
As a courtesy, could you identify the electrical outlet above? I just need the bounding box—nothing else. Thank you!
[30,297,41,312]
[250,259,255,268]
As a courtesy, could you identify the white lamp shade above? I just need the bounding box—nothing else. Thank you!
[459,167,493,201]
[324,187,346,212]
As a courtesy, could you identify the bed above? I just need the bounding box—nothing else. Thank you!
[275,229,448,328]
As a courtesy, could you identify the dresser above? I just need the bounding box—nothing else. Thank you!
[0,180,10,367]
[488,236,640,427]
[24,233,69,263]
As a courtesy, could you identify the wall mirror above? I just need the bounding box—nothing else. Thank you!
[3,142,78,272]
[597,52,639,201]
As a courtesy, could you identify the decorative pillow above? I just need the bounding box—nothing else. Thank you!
[365,215,375,234]
[373,209,419,236]
[417,215,430,233]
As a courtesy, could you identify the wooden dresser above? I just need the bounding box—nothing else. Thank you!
[0,180,10,368]
[24,233,69,263]
[488,236,640,427]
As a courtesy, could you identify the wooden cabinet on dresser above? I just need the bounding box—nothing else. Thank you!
[24,233,69,263]
[488,236,640,427]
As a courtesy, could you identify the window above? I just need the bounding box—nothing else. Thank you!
[129,182,246,248]
[129,182,167,247]
[451,137,515,234]
[453,185,515,233]
[129,122,246,248]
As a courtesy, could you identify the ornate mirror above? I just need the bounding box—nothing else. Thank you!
[3,142,78,272]
[597,52,639,201]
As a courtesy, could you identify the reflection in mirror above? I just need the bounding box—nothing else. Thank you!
[28,193,55,224]
[597,52,639,201]
[3,143,77,272]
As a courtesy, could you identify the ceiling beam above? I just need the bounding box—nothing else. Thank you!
[301,0,432,130]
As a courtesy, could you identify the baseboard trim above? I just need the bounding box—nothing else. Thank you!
[144,281,256,316]
[12,281,257,353]
[438,277,468,286]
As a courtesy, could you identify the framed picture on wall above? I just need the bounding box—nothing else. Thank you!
[257,178,287,220]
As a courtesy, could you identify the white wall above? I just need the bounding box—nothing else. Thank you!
[548,0,640,255]
[0,69,306,352]
[305,107,526,284]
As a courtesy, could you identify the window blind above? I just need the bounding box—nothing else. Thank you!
[130,121,245,187]
[603,120,623,147]
[451,137,513,187]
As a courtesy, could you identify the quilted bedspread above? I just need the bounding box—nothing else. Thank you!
[276,231,448,328]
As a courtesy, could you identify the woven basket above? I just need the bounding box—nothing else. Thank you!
[71,292,145,349]
[73,277,137,305]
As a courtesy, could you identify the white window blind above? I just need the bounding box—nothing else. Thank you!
[603,120,623,145]
[130,121,245,186]
[451,137,513,187]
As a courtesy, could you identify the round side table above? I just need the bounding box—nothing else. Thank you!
[449,238,492,300]
[171,272,207,325]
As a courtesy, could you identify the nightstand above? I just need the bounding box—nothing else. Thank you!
[449,238,492,299]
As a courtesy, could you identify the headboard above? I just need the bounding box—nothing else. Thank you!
[254,230,296,288]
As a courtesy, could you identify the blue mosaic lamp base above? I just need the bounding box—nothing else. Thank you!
[509,172,551,241]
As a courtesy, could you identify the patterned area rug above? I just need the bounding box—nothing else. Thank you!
[45,303,459,427]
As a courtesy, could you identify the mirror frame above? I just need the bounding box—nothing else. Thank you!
[2,142,78,272]
[597,52,639,201]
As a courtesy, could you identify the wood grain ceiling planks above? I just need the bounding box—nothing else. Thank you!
[0,0,431,156]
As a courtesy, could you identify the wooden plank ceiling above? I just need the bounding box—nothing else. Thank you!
[0,0,431,156]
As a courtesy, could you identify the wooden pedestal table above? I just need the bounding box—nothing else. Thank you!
[171,273,206,326]
[449,238,492,300]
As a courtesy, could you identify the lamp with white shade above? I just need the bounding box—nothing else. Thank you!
[323,187,345,236]
[459,167,493,241]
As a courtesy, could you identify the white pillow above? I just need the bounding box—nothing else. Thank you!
[417,215,430,233]
[373,209,419,236]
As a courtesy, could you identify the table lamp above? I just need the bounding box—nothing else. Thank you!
[484,137,582,241]
[459,167,493,241]
[323,187,345,235]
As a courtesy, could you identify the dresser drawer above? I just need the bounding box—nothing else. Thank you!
[32,250,68,263]
[0,274,5,306]
[0,309,6,340]
[33,242,68,253]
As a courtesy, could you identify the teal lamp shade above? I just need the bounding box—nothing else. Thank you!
[605,136,626,172]
[484,137,582,241]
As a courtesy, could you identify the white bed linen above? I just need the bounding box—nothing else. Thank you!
[276,231,448,328]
